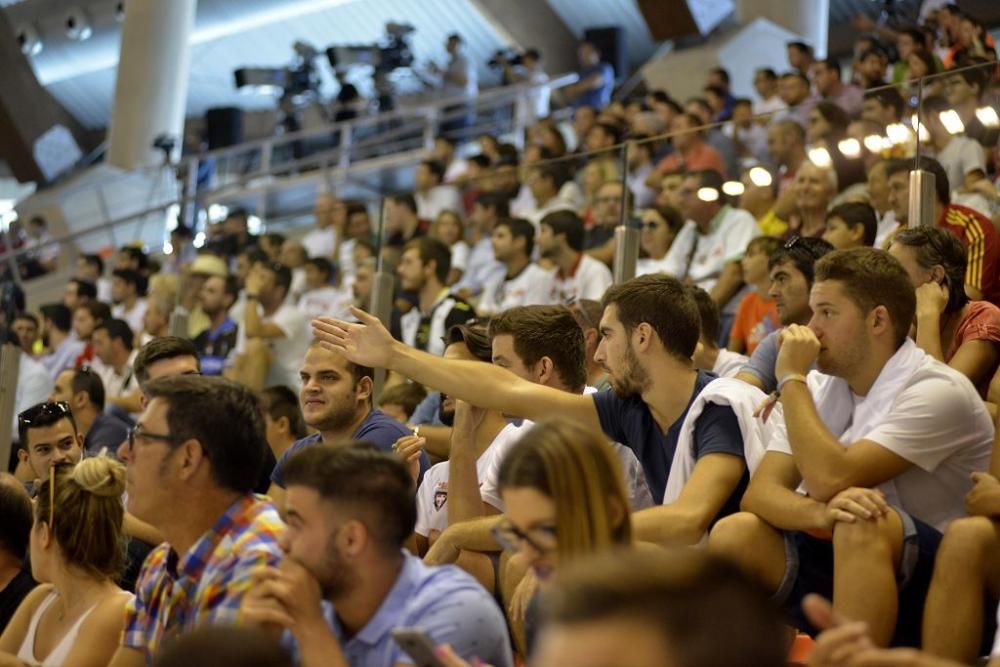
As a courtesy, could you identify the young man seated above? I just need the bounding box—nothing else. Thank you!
[709,248,994,648]
[821,202,878,251]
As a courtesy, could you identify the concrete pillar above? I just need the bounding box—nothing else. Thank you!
[736,0,830,58]
[107,0,197,170]
[467,0,579,76]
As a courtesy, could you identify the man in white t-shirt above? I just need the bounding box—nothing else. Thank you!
[228,260,310,391]
[414,160,462,222]
[522,162,577,232]
[477,218,556,315]
[709,248,993,648]
[110,268,148,339]
[924,94,987,195]
[538,210,613,303]
[301,193,339,260]
[661,170,759,295]
[297,257,353,322]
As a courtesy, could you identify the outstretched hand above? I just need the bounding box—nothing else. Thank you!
[312,307,397,369]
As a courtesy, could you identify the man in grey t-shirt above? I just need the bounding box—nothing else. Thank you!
[736,238,832,392]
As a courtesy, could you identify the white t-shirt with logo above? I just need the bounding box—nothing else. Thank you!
[550,254,613,303]
[415,444,499,538]
[477,263,557,315]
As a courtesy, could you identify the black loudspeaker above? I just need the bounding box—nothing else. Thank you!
[204,107,244,150]
[583,26,627,80]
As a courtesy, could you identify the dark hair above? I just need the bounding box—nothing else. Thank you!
[134,336,200,386]
[787,40,813,55]
[540,210,585,253]
[468,154,492,170]
[40,303,72,333]
[908,48,939,76]
[860,46,888,63]
[768,237,835,287]
[376,382,427,421]
[885,156,949,205]
[0,474,31,558]
[532,161,571,190]
[445,321,492,362]
[68,278,98,301]
[827,202,878,247]
[71,367,107,411]
[119,246,149,271]
[746,236,783,258]
[17,401,79,446]
[81,253,105,275]
[812,101,851,135]
[814,248,916,348]
[474,192,511,218]
[691,169,725,198]
[732,98,753,109]
[687,286,720,347]
[282,444,416,552]
[259,385,308,440]
[390,193,418,214]
[13,312,38,328]
[489,305,587,392]
[259,261,293,296]
[261,232,286,248]
[155,627,292,667]
[494,218,536,257]
[755,68,778,81]
[602,274,699,363]
[891,227,969,314]
[404,237,451,284]
[543,549,786,667]
[863,87,905,120]
[305,257,333,281]
[591,122,623,145]
[703,84,728,101]
[112,268,141,290]
[420,160,446,183]
[95,318,135,352]
[223,274,240,301]
[346,202,368,218]
[709,66,730,85]
[76,300,112,323]
[815,58,842,79]
[143,376,268,493]
[948,56,990,95]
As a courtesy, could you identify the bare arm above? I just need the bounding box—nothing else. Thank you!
[710,261,744,307]
[243,297,287,340]
[948,340,1000,391]
[740,451,832,532]
[424,515,504,565]
[413,425,452,461]
[633,453,746,546]
[735,371,766,391]
[313,309,602,432]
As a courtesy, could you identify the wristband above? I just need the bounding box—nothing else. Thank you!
[245,294,259,300]
[778,373,808,392]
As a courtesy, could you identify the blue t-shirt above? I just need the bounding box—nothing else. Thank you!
[271,409,426,487]
[592,370,744,503]
[282,553,513,667]
[574,62,614,109]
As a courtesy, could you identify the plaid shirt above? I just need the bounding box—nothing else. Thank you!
[121,494,284,662]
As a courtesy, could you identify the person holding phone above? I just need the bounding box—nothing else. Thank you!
[239,446,512,667]
[890,227,1000,398]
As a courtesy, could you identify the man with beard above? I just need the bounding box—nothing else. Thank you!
[265,341,422,513]
[192,275,239,376]
[312,274,746,506]
[240,446,513,667]
[538,210,613,303]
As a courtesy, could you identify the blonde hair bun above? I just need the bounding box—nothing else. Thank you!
[70,451,126,498]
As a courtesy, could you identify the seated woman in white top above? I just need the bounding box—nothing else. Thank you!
[635,204,683,276]
[0,454,133,667]
[431,209,471,286]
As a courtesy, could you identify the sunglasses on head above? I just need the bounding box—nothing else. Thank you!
[18,401,71,429]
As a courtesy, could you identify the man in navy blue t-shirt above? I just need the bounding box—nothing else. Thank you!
[565,41,615,110]
[267,341,427,511]
[312,274,751,546]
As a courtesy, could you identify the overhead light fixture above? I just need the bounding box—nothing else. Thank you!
[722,181,745,197]
[837,138,861,159]
[697,187,719,203]
[863,134,884,153]
[975,106,999,129]
[748,166,772,187]
[64,7,92,40]
[886,123,911,145]
[938,110,965,135]
[16,24,42,56]
[808,147,833,168]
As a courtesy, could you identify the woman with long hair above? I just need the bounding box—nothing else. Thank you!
[0,454,133,666]
[491,417,633,655]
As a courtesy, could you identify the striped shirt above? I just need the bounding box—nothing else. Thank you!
[940,204,1000,306]
[121,494,284,663]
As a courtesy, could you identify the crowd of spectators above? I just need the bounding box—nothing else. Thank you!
[2,3,1000,666]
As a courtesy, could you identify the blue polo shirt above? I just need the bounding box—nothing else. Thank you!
[282,554,513,667]
[574,62,615,109]
[271,409,428,488]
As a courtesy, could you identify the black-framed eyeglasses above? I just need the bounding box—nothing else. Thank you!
[127,427,180,450]
[18,401,71,429]
[491,522,558,554]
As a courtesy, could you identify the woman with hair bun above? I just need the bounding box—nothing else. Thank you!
[0,454,133,666]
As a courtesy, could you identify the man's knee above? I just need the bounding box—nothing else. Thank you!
[832,509,903,566]
[938,516,999,564]
[708,512,770,558]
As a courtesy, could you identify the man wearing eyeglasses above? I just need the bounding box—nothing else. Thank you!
[15,401,83,489]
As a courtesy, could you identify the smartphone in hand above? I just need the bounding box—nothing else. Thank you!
[391,628,447,667]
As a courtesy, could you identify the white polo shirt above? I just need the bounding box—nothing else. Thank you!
[661,206,759,291]
[477,263,557,314]
[550,254,613,303]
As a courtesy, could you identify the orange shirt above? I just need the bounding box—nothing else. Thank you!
[730,291,779,355]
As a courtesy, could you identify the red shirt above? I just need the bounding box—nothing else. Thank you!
[946,300,1000,398]
[939,204,1000,306]
[656,141,727,178]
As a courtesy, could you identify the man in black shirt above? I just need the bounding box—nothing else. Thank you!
[191,275,239,376]
[0,474,34,634]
